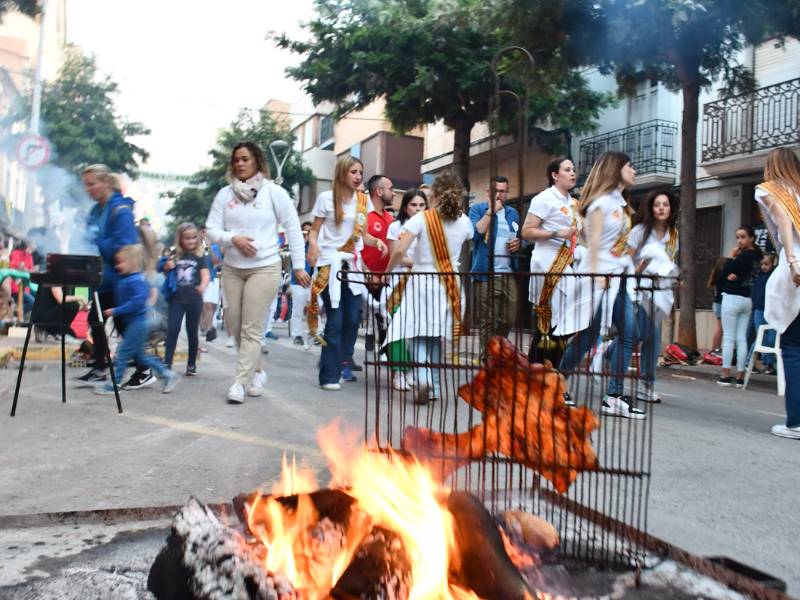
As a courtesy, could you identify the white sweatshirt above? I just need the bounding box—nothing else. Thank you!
[205,182,305,271]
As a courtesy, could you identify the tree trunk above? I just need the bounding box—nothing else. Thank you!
[451,119,473,199]
[677,79,701,350]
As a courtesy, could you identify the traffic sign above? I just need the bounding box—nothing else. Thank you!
[16,133,51,170]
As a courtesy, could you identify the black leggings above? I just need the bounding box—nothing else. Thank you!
[164,296,202,368]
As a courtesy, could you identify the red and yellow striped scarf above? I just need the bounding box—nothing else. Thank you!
[424,209,462,337]
[759,180,800,238]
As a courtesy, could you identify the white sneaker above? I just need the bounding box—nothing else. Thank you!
[247,370,268,397]
[226,337,235,348]
[771,424,800,439]
[392,372,411,391]
[601,395,646,419]
[321,383,341,391]
[227,382,245,404]
[635,386,662,403]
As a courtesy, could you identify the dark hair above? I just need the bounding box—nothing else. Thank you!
[367,174,386,196]
[737,225,756,239]
[633,189,679,249]
[545,157,571,187]
[14,239,28,251]
[229,142,270,179]
[398,188,428,224]
[432,172,464,222]
[491,175,509,185]
[301,221,312,229]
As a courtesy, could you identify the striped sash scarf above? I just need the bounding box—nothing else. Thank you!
[424,209,462,338]
[759,180,800,240]
[536,243,573,334]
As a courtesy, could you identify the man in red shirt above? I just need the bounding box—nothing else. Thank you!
[361,174,394,274]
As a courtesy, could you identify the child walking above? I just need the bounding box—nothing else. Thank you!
[159,222,211,376]
[94,245,180,395]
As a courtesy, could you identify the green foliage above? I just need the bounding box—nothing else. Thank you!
[276,0,613,186]
[165,108,314,237]
[40,47,150,176]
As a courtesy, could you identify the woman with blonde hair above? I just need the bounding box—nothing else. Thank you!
[755,147,800,439]
[306,155,388,390]
[384,172,472,404]
[558,151,645,419]
[206,142,309,403]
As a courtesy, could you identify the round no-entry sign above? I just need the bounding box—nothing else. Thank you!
[16,134,51,170]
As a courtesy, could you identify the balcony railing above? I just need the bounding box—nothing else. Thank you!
[702,77,800,162]
[578,119,678,184]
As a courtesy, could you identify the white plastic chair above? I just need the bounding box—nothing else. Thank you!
[743,325,785,396]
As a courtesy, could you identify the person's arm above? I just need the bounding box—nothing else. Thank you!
[97,204,137,261]
[363,231,388,256]
[306,216,325,268]
[196,256,211,294]
[271,185,311,287]
[470,202,492,238]
[205,189,235,247]
[723,250,757,281]
[386,231,416,273]
[521,209,574,243]
[587,208,603,275]
[110,280,149,317]
[762,192,800,277]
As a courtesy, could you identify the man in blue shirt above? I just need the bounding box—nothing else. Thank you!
[469,175,521,357]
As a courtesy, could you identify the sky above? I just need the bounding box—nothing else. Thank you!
[66,0,316,175]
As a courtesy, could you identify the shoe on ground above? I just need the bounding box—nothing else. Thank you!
[601,394,646,419]
[205,327,217,342]
[293,336,304,346]
[93,381,119,395]
[227,382,245,404]
[341,365,357,382]
[736,378,745,388]
[751,366,762,374]
[321,382,341,391]
[563,392,577,407]
[264,331,279,341]
[162,372,181,393]
[716,376,733,387]
[226,337,235,348]
[635,387,662,403]
[392,372,411,391]
[247,370,268,397]
[186,365,197,377]
[771,424,800,439]
[414,385,431,406]
[77,367,108,385]
[121,370,156,390]
[763,365,777,376]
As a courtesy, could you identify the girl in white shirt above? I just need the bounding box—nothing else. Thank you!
[306,156,387,390]
[206,142,310,404]
[385,173,473,405]
[522,157,578,364]
[558,151,646,420]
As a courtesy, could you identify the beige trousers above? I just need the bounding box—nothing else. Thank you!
[222,263,281,385]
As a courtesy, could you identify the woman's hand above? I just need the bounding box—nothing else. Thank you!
[376,239,388,256]
[727,273,738,281]
[790,260,800,286]
[306,242,320,268]
[556,226,576,240]
[102,308,114,317]
[232,235,257,257]
[294,269,312,288]
[163,258,175,272]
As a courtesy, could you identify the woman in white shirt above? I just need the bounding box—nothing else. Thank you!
[617,189,679,404]
[522,157,579,364]
[306,156,388,390]
[385,173,473,405]
[558,151,646,419]
[754,147,800,439]
[384,188,427,392]
[206,142,310,404]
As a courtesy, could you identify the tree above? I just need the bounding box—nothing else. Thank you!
[583,0,800,349]
[166,108,314,236]
[276,0,612,191]
[40,47,149,176]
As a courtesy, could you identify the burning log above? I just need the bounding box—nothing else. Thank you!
[403,337,599,493]
[147,497,297,600]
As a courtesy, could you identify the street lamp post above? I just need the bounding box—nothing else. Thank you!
[268,140,291,186]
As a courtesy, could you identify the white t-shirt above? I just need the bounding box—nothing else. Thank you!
[493,208,512,272]
[528,186,576,256]
[626,224,679,262]
[583,190,628,256]
[402,211,473,271]
[312,190,374,267]
[387,220,417,273]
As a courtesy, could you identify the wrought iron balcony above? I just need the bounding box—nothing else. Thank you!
[702,77,800,162]
[578,119,678,184]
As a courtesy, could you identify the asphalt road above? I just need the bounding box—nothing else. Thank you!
[0,325,797,595]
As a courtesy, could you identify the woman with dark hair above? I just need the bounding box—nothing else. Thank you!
[522,156,579,364]
[385,173,472,404]
[558,151,645,419]
[717,226,762,387]
[754,147,800,438]
[621,189,680,403]
[384,188,427,391]
[306,155,388,390]
[206,142,310,404]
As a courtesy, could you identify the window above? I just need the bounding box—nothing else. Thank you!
[319,115,334,147]
[350,143,361,159]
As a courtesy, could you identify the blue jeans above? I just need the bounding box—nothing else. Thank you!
[560,287,637,396]
[410,336,442,397]
[746,309,775,367]
[636,306,661,385]
[721,293,752,372]
[781,314,800,428]
[164,296,202,368]
[112,316,170,385]
[319,284,362,385]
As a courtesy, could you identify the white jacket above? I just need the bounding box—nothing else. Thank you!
[205,182,305,271]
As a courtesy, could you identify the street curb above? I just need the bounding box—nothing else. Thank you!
[0,345,189,365]
[658,364,781,392]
